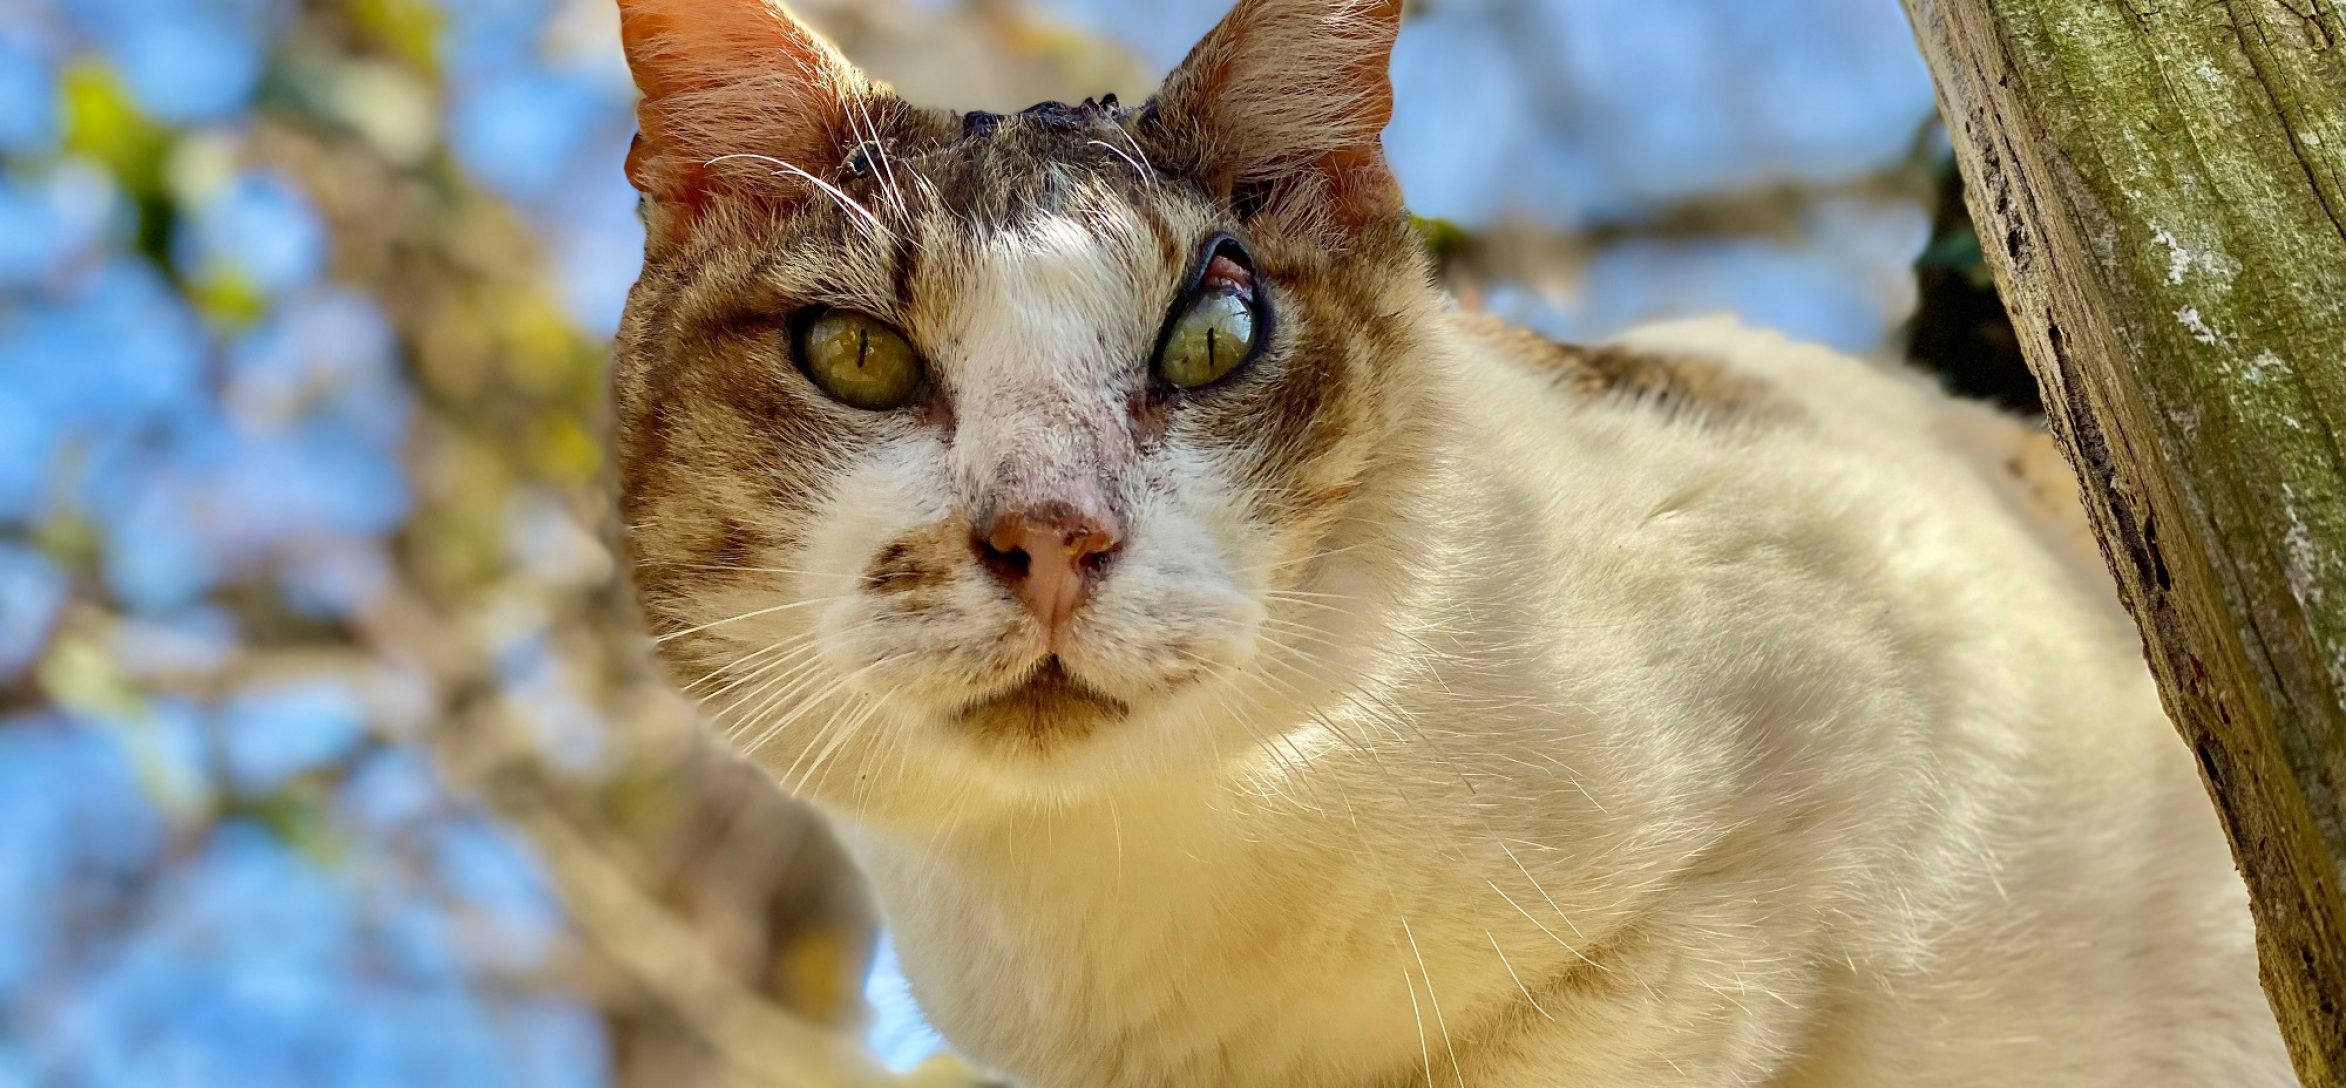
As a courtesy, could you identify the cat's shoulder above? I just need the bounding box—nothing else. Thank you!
[1450,310,2112,591]
[1445,309,1794,429]
[1447,310,1959,443]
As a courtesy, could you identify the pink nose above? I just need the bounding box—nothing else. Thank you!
[975,499,1124,638]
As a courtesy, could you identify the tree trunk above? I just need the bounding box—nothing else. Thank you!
[1897,0,2346,1082]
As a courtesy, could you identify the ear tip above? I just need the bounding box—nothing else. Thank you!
[616,0,866,105]
[616,0,867,221]
[615,0,833,57]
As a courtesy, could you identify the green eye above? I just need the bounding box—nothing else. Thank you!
[797,310,925,410]
[1158,290,1258,388]
[1156,244,1263,389]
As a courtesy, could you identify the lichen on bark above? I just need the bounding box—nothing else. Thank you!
[1900,0,2346,1082]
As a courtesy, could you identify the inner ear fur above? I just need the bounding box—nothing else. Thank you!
[618,0,876,247]
[1147,0,1406,228]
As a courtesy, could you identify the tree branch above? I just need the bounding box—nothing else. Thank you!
[1900,0,2346,1081]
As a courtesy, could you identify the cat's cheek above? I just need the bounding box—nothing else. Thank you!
[1073,496,1263,675]
[1065,587,1259,699]
[794,435,959,594]
[830,590,1035,704]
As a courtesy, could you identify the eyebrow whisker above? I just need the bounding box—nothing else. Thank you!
[703,152,886,236]
[1089,139,1153,184]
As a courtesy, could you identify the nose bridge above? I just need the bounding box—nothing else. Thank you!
[953,370,1130,519]
[954,375,1133,640]
[946,212,1148,512]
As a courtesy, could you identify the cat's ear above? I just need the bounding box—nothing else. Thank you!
[1149,0,1404,228]
[617,0,869,244]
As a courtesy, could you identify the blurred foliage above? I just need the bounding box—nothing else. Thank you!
[1909,160,2037,415]
[0,0,889,1083]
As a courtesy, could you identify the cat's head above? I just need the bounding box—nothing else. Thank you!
[612,0,1446,816]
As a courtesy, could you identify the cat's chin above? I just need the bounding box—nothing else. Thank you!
[893,657,1250,801]
[951,656,1134,745]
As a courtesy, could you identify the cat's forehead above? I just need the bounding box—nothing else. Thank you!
[872,95,1186,229]
[958,95,1132,141]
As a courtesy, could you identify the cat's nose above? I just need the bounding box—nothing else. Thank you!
[974,498,1124,638]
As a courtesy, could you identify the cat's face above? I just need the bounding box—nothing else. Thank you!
[613,0,1438,814]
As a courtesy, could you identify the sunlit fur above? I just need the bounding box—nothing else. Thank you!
[610,1,2292,1085]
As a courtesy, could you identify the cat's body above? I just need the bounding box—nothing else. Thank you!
[847,314,2287,1087]
[607,0,2291,1083]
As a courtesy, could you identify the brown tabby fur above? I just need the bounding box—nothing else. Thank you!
[613,91,1437,697]
[1453,311,1793,427]
[609,0,1778,757]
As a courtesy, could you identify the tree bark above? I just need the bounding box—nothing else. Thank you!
[1898,0,2346,1082]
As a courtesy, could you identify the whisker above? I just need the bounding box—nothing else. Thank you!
[712,649,833,738]
[1105,121,1158,186]
[1258,626,1350,671]
[704,152,885,234]
[677,633,811,695]
[1088,139,1151,182]
[738,659,888,762]
[1488,930,1557,1022]
[1486,878,1604,972]
[652,597,835,645]
[1498,838,1589,941]
[1397,936,1437,1088]
[736,671,857,755]
[1400,917,1467,1088]
[792,693,885,796]
[848,93,909,218]
[1264,588,1368,604]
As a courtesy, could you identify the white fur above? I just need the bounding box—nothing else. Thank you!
[780,313,2291,1087]
[620,0,2286,1077]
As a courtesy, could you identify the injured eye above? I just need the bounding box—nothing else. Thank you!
[795,310,927,411]
[1155,239,1264,390]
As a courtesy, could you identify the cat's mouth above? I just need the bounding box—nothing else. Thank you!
[955,656,1131,744]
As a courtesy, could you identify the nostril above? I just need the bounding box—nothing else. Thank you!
[974,501,1126,633]
[980,532,1036,581]
[1079,543,1118,575]
[975,499,1124,598]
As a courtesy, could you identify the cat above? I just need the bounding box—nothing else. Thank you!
[607,0,2295,1084]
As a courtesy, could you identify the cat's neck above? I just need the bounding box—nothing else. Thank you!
[834,412,1614,912]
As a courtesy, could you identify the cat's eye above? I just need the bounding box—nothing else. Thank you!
[1155,240,1264,389]
[795,310,926,411]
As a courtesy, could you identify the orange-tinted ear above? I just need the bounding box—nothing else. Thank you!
[617,0,867,241]
[1150,0,1404,227]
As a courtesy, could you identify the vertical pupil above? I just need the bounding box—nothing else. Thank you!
[1157,260,1260,388]
[857,327,870,371]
